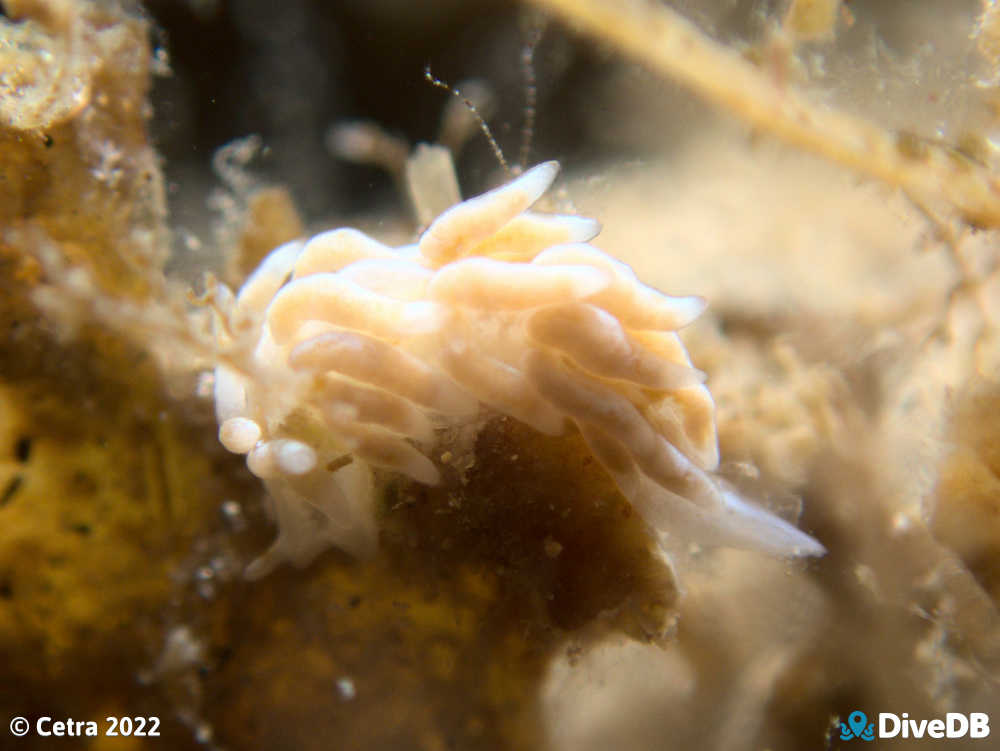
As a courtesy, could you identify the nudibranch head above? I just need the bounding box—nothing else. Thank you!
[213,161,823,578]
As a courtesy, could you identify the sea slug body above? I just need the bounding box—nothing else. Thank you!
[212,161,824,578]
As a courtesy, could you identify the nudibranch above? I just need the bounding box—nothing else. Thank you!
[212,161,824,578]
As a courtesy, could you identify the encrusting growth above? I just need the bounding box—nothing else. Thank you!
[212,161,824,578]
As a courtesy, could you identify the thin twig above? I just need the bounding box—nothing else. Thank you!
[529,0,1000,229]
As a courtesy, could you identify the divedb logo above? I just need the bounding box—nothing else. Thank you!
[837,710,991,742]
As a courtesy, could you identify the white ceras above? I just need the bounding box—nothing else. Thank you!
[212,161,824,578]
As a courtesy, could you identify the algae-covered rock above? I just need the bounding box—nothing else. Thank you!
[0,0,168,296]
[200,419,676,751]
[0,5,680,749]
[0,0,228,746]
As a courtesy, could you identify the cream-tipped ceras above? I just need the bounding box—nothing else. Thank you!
[212,161,824,578]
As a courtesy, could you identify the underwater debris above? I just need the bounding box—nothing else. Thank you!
[212,160,823,579]
[209,134,306,287]
[932,384,1000,606]
[782,0,845,43]
[532,0,1000,233]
